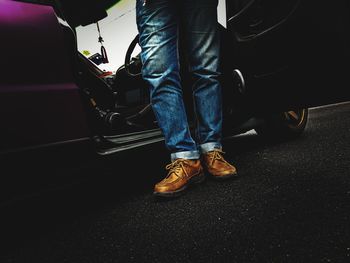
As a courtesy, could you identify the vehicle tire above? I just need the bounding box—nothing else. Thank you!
[255,108,309,140]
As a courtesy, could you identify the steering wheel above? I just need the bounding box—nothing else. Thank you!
[124,34,142,77]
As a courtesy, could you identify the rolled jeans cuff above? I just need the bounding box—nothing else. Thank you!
[171,150,200,161]
[198,142,222,154]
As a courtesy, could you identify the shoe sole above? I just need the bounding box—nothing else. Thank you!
[153,172,206,198]
[208,171,238,180]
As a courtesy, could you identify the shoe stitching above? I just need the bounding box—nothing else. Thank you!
[207,149,234,168]
[156,160,203,189]
[165,159,190,180]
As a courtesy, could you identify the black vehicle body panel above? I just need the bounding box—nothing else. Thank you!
[224,0,350,112]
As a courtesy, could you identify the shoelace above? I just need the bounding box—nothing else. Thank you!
[165,159,188,179]
[207,149,230,166]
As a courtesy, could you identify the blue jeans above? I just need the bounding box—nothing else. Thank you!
[136,0,223,161]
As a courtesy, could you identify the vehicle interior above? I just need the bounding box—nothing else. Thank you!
[59,0,326,148]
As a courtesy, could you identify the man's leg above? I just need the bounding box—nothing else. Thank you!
[182,0,223,152]
[182,0,237,179]
[136,0,204,196]
[136,0,199,161]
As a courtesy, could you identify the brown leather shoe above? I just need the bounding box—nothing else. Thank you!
[202,149,238,180]
[154,159,205,197]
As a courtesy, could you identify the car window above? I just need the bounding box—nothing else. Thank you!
[76,0,140,73]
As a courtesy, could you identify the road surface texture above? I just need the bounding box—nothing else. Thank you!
[1,102,349,263]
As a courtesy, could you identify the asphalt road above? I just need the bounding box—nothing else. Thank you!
[1,102,350,263]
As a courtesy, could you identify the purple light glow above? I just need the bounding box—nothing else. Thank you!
[0,0,54,25]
